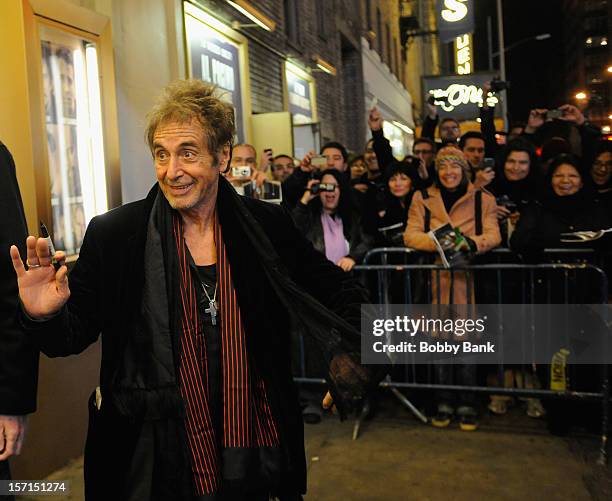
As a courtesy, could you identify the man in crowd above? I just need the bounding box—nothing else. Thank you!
[10,80,374,500]
[421,98,462,147]
[458,131,495,189]
[270,154,295,182]
[0,141,38,501]
[364,139,382,183]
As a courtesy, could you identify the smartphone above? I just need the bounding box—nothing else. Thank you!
[547,109,563,119]
[482,158,495,171]
[264,148,273,156]
[311,156,327,167]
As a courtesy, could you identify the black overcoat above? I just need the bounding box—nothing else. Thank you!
[22,179,370,500]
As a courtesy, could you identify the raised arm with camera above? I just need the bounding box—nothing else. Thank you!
[421,98,439,141]
[368,106,396,177]
[479,81,499,158]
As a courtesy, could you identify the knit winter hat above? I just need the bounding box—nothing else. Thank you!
[435,145,469,174]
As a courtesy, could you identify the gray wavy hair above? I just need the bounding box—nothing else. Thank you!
[145,79,235,164]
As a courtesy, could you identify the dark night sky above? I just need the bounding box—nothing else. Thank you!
[474,0,566,125]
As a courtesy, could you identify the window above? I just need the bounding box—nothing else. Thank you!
[39,24,107,256]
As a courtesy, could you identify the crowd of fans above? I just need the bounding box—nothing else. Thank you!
[222,90,612,431]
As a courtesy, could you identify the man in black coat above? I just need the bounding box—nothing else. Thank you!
[11,81,374,501]
[0,142,38,499]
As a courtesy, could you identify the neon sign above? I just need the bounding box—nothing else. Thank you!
[428,85,498,112]
[441,0,468,23]
[455,34,473,75]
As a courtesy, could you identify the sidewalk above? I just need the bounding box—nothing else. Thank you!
[16,402,612,501]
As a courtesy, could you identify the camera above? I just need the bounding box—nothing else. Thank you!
[496,195,518,213]
[490,78,510,93]
[474,157,495,172]
[311,182,336,194]
[546,109,563,120]
[231,166,251,178]
[427,94,447,105]
[311,155,327,167]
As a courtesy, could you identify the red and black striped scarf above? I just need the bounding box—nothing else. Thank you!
[172,213,279,496]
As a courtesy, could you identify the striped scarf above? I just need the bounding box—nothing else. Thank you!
[172,213,279,496]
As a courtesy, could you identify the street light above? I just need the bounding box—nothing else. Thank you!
[491,33,551,57]
[575,92,588,100]
[607,66,612,73]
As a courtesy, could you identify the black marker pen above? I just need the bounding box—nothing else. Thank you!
[40,221,64,270]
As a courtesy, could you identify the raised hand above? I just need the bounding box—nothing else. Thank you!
[10,236,69,319]
[558,104,586,126]
[525,109,547,133]
[368,107,383,131]
[299,150,316,173]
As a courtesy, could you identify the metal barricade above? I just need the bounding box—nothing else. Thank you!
[293,247,611,464]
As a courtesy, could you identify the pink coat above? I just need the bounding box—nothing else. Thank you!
[404,184,501,304]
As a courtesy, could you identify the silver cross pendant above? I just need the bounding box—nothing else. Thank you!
[205,300,218,326]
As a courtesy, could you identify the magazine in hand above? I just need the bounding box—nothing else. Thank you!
[428,223,470,268]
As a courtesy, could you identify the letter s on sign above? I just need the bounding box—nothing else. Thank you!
[441,0,468,23]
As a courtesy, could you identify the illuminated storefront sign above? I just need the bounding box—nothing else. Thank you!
[454,34,473,75]
[285,62,317,125]
[437,0,474,43]
[423,74,500,119]
[184,2,248,142]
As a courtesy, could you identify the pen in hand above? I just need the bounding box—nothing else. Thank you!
[39,221,65,270]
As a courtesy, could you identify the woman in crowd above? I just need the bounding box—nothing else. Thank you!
[489,138,542,246]
[404,147,501,431]
[510,154,611,255]
[485,139,546,417]
[511,153,611,434]
[376,161,414,246]
[589,141,612,210]
[292,168,371,272]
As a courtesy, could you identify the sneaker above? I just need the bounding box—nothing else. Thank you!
[526,398,546,418]
[488,397,507,415]
[431,411,452,428]
[459,414,479,431]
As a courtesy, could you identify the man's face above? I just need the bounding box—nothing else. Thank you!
[58,54,76,117]
[462,138,485,168]
[271,156,295,182]
[439,120,460,141]
[364,141,379,173]
[153,120,227,213]
[322,147,347,171]
[413,142,434,166]
[231,145,257,170]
